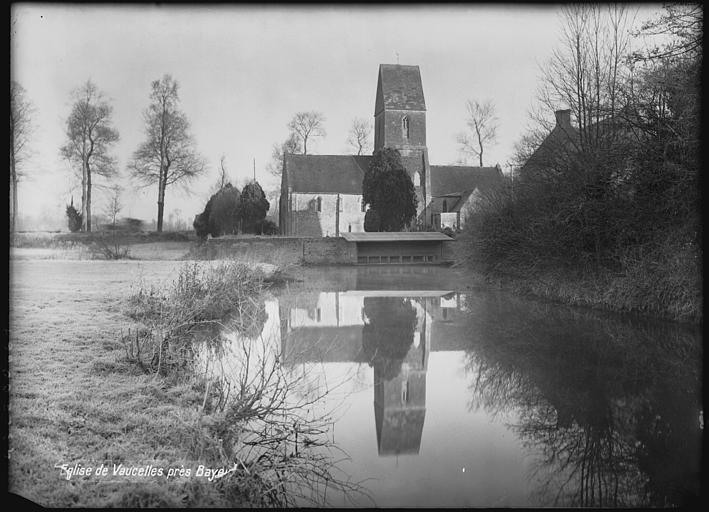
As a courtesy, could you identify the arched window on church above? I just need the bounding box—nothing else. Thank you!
[402,116,409,139]
[317,196,322,212]
[442,200,448,213]
[413,171,420,187]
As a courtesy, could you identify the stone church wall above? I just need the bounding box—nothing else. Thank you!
[379,110,426,149]
[287,192,366,237]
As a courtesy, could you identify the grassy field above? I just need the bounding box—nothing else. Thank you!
[10,260,189,506]
[11,231,196,261]
[10,231,304,269]
[7,258,288,507]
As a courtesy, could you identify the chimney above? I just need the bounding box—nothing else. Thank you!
[555,109,571,128]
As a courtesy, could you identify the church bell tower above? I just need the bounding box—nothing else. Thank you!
[374,64,432,225]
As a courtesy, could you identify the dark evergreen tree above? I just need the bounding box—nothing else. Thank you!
[66,198,83,233]
[362,147,417,231]
[239,181,270,234]
[193,183,241,239]
[364,209,381,232]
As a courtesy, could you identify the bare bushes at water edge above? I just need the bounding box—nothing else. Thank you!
[122,262,369,506]
[458,183,701,324]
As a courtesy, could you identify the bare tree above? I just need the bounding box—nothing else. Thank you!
[287,111,326,155]
[537,5,633,148]
[61,80,119,232]
[634,3,701,61]
[346,117,372,155]
[217,155,228,189]
[456,99,499,166]
[103,184,123,228]
[130,74,206,232]
[209,155,232,196]
[267,133,302,178]
[10,81,34,234]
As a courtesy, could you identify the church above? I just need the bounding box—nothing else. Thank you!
[279,64,503,236]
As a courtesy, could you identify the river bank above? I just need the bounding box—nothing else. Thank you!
[7,258,309,506]
[449,224,702,325]
[457,263,702,325]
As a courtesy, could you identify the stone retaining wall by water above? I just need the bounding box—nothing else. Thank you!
[191,236,356,265]
[192,235,455,265]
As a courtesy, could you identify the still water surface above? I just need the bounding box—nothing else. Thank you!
[207,267,702,507]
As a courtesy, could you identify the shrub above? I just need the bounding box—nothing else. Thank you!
[239,181,270,234]
[253,219,278,235]
[441,226,456,238]
[194,184,241,239]
[66,203,83,232]
[210,184,242,236]
[193,212,209,240]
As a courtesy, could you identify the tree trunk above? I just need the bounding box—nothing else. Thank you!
[157,200,164,232]
[81,160,88,232]
[86,167,92,232]
[476,127,484,167]
[10,152,17,234]
[157,177,166,232]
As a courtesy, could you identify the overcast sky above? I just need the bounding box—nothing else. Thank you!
[11,3,661,228]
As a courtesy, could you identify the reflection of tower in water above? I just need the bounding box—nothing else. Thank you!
[370,298,430,456]
[278,291,462,457]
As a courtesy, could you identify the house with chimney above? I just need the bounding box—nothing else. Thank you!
[279,64,504,236]
[519,109,579,177]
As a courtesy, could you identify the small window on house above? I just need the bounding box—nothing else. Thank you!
[317,196,322,212]
[401,380,409,405]
[442,200,448,213]
[402,116,409,139]
[413,171,420,187]
[348,224,352,232]
[316,308,321,322]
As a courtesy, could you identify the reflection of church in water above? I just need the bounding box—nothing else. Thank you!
[278,291,468,456]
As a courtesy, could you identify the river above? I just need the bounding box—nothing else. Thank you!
[205,266,702,507]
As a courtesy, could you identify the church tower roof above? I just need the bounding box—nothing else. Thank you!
[375,64,426,115]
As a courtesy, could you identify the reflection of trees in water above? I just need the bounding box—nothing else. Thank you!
[464,294,702,507]
[361,297,417,381]
[227,297,268,339]
[192,296,269,362]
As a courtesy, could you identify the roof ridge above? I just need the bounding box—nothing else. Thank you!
[380,63,420,68]
[430,165,500,171]
[287,153,371,158]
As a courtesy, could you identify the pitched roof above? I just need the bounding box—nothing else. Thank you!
[283,326,366,364]
[285,154,372,194]
[341,232,452,242]
[429,189,478,213]
[375,64,426,115]
[375,405,425,455]
[430,165,503,197]
[521,123,579,173]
